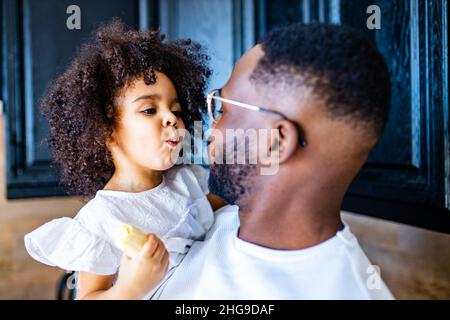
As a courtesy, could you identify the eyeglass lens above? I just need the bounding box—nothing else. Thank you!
[210,92,223,121]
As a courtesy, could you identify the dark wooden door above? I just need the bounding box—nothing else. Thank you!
[259,0,450,233]
[2,0,152,198]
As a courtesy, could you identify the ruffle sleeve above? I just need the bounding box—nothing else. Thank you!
[24,217,121,275]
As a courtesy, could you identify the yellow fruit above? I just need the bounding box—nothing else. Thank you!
[116,224,148,258]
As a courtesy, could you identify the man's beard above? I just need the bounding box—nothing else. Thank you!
[208,163,257,206]
[208,137,258,206]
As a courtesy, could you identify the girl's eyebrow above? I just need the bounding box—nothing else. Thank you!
[132,94,179,106]
[132,94,160,103]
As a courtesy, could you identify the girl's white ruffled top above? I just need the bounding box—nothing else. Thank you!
[24,165,214,280]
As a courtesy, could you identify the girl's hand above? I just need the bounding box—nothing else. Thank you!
[114,234,169,299]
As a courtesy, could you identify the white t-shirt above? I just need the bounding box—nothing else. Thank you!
[154,205,394,300]
[24,165,214,299]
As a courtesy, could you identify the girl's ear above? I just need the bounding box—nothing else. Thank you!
[105,104,114,119]
[105,104,118,148]
[106,133,116,150]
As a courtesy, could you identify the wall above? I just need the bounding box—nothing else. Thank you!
[0,115,84,299]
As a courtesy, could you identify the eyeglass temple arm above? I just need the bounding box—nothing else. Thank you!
[211,95,260,112]
[208,92,306,147]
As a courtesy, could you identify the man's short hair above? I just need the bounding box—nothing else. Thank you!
[251,23,391,137]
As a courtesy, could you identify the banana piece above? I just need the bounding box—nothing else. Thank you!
[116,224,148,258]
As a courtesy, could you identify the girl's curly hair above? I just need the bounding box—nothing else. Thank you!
[41,19,211,197]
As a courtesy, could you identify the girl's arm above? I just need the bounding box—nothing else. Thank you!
[207,192,228,211]
[77,273,122,300]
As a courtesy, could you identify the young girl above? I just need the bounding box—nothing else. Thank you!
[24,20,225,300]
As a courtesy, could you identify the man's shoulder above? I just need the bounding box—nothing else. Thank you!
[335,227,395,299]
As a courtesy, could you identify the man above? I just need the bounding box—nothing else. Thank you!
[154,23,394,299]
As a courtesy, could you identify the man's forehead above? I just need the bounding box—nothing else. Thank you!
[223,45,264,97]
[223,44,326,121]
[235,44,264,71]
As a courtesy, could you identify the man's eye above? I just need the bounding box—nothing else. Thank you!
[214,109,224,119]
[142,108,156,115]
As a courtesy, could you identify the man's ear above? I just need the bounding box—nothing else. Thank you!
[271,120,301,163]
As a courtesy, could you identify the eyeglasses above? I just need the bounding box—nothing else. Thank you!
[207,89,290,123]
[206,88,307,147]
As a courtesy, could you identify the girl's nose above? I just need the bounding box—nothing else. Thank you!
[163,111,177,127]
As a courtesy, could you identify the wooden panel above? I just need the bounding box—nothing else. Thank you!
[0,209,81,299]
[342,211,450,299]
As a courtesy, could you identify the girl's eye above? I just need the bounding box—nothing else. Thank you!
[142,108,156,115]
[172,110,182,118]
